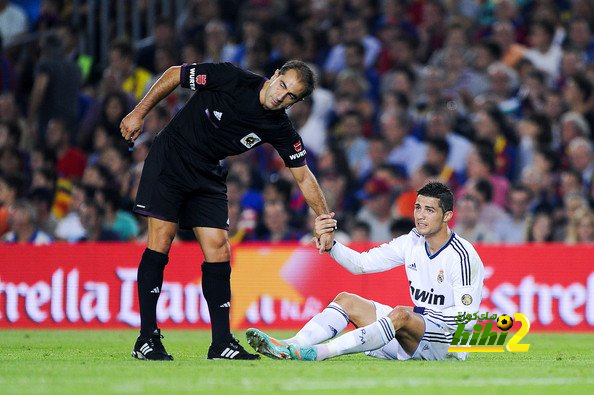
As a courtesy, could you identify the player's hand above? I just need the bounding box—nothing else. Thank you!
[120,110,144,143]
[317,232,335,254]
[313,212,337,239]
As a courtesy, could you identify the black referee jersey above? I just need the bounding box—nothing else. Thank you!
[166,62,307,167]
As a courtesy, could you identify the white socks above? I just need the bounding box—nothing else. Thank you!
[284,302,350,346]
[315,317,396,360]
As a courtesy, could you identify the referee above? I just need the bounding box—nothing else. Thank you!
[120,60,335,360]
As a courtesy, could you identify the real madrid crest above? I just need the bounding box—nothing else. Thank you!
[437,269,444,283]
[461,294,473,305]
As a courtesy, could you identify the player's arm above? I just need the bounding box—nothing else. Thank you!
[328,239,406,274]
[120,65,181,142]
[289,165,335,251]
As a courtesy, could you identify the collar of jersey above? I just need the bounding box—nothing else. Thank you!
[424,231,455,260]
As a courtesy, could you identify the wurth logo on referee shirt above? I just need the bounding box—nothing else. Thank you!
[289,150,307,160]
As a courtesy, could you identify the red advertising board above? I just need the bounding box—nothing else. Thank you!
[0,243,592,331]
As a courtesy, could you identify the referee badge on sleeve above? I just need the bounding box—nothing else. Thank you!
[461,294,473,305]
[240,133,262,148]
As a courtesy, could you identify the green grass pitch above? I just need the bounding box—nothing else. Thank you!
[1,330,592,394]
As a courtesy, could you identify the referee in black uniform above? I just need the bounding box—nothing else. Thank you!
[120,60,336,360]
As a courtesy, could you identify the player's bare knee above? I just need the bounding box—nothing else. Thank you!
[203,239,231,262]
[148,229,176,254]
[333,292,356,311]
[388,306,412,329]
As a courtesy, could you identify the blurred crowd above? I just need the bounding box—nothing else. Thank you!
[1,0,594,246]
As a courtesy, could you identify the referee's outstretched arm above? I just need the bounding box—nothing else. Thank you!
[120,65,182,143]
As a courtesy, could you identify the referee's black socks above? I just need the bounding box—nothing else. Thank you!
[137,248,168,337]
[201,261,232,345]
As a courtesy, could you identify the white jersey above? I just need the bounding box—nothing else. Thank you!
[329,229,484,333]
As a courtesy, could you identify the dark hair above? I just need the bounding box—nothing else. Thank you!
[390,217,415,235]
[344,40,365,56]
[110,38,134,59]
[474,139,497,172]
[480,39,502,60]
[570,73,592,102]
[510,182,534,201]
[41,31,64,57]
[352,220,371,233]
[532,20,556,39]
[0,120,22,147]
[417,181,454,213]
[426,137,450,156]
[475,178,494,203]
[279,60,315,99]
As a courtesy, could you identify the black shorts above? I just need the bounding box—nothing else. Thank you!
[134,131,229,230]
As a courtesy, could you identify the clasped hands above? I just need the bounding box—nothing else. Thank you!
[313,212,337,254]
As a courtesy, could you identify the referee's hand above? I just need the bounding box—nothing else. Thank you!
[313,212,337,239]
[313,212,337,253]
[120,110,144,143]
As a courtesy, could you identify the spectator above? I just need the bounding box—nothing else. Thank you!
[564,17,594,63]
[287,96,327,157]
[453,194,498,244]
[356,177,394,242]
[390,217,415,239]
[202,19,238,64]
[136,16,179,74]
[424,108,472,174]
[566,137,594,194]
[28,187,57,237]
[471,106,518,180]
[103,39,152,102]
[358,135,391,184]
[523,19,563,82]
[516,113,553,172]
[492,21,527,68]
[54,182,89,242]
[350,219,371,242]
[562,73,594,133]
[382,110,426,177]
[526,210,555,243]
[463,177,509,229]
[95,188,139,242]
[493,183,534,244]
[0,173,22,237]
[565,208,594,244]
[78,200,120,242]
[333,110,369,177]
[3,199,52,244]
[252,200,303,243]
[323,14,382,87]
[28,31,81,138]
[463,141,510,208]
[45,118,87,180]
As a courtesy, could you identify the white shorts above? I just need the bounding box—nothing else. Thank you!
[365,302,467,361]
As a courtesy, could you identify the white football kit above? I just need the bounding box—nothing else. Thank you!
[329,228,485,360]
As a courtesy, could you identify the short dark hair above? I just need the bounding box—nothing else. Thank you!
[279,60,315,99]
[475,178,493,203]
[570,73,592,102]
[417,181,454,213]
[426,137,450,156]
